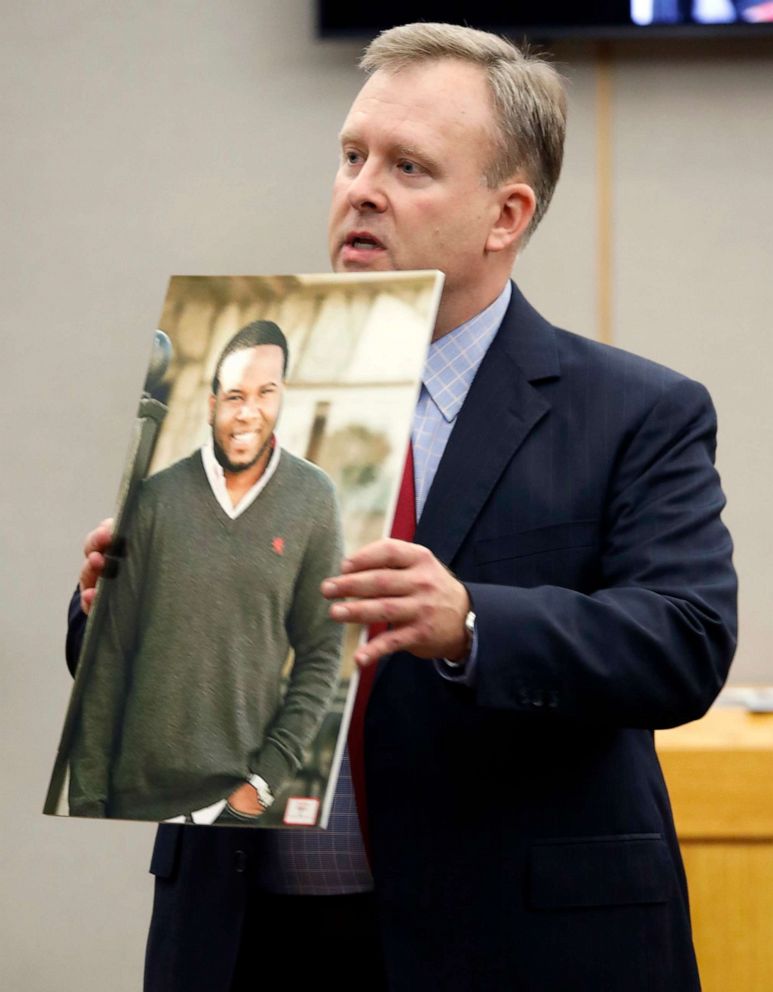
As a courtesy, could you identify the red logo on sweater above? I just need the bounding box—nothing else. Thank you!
[272,537,285,555]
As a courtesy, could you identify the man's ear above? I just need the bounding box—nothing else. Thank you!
[208,392,216,426]
[486,182,537,254]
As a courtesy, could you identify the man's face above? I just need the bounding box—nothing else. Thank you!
[328,59,510,333]
[208,345,284,475]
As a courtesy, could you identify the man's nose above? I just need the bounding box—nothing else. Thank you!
[347,161,387,213]
[237,400,260,419]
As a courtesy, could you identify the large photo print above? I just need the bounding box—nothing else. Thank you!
[45,271,442,829]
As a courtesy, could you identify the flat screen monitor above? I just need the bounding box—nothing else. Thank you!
[317,2,773,39]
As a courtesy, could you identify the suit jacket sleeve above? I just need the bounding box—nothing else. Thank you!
[467,376,737,729]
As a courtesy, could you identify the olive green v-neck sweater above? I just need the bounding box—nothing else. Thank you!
[69,450,343,821]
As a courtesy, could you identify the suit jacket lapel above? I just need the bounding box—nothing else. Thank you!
[414,282,560,564]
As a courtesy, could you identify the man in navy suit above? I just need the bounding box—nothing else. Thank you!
[72,22,736,991]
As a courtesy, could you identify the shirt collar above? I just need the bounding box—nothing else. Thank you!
[200,436,281,519]
[422,282,512,423]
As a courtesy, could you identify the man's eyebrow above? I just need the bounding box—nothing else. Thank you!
[225,379,281,392]
[395,143,436,165]
[339,132,438,170]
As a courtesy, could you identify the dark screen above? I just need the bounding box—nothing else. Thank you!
[317,1,773,37]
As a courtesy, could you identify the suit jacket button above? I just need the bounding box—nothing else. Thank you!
[234,850,247,873]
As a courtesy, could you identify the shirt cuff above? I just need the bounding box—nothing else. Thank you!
[190,799,228,825]
[434,625,479,686]
[247,774,275,809]
[163,797,228,825]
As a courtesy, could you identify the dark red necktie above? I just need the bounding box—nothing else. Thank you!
[348,444,416,857]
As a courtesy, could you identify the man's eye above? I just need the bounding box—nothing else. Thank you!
[344,150,362,166]
[398,160,423,176]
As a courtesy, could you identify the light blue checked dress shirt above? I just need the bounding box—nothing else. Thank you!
[254,283,512,895]
[412,282,511,519]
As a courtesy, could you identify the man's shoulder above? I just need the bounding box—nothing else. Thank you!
[276,450,336,500]
[503,282,707,405]
[553,325,678,377]
[503,282,716,433]
[551,325,711,411]
[140,452,202,496]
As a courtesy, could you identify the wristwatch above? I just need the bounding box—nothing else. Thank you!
[444,609,476,668]
[247,775,275,809]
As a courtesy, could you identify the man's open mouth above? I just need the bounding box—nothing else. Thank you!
[346,232,385,250]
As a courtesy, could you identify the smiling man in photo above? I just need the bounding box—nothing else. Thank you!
[69,320,344,825]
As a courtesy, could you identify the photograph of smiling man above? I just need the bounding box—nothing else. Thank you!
[54,270,440,828]
[67,318,345,825]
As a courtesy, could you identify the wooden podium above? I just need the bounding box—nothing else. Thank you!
[656,706,773,990]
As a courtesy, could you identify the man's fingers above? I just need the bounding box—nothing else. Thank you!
[323,539,469,660]
[329,595,416,626]
[83,518,114,557]
[80,550,106,591]
[80,586,98,615]
[79,551,107,614]
[354,625,415,667]
[79,518,115,614]
[324,540,430,597]
[322,567,416,601]
[340,538,421,575]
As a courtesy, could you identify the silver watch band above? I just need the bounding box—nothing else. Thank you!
[443,609,476,668]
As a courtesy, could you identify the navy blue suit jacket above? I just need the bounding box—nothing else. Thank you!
[67,283,736,991]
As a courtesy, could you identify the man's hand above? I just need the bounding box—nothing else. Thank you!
[79,518,114,614]
[226,782,265,817]
[321,539,471,666]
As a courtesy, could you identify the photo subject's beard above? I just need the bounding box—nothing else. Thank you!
[212,432,273,475]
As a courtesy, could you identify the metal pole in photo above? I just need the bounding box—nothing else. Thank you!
[43,331,173,815]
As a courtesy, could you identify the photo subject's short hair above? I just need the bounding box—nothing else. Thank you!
[360,22,567,240]
[212,320,289,393]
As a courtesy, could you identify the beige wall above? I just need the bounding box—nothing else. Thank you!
[2,4,771,988]
[611,44,773,683]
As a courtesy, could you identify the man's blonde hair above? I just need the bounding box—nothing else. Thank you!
[360,22,567,241]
